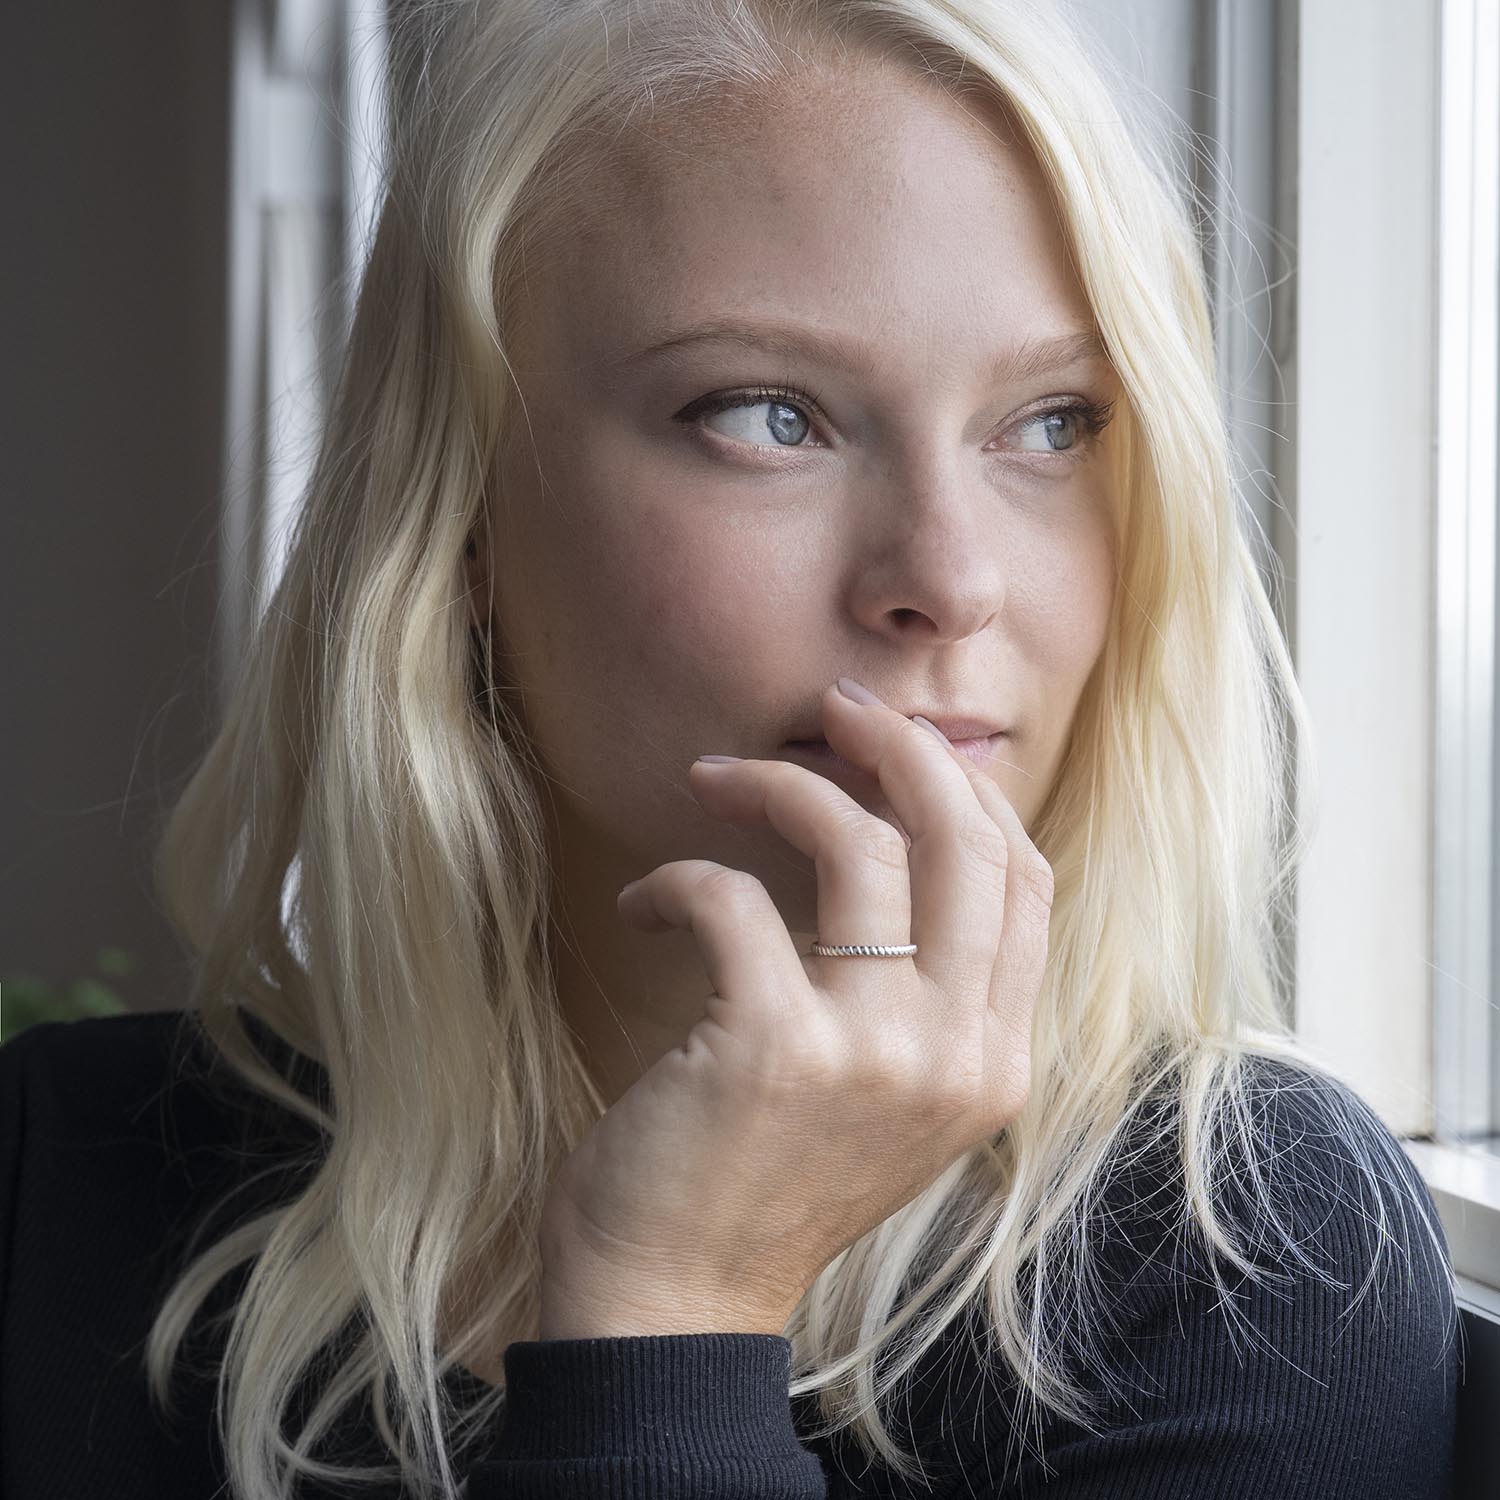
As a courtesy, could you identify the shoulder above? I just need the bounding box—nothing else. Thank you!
[2,1008,202,1131]
[1096,1052,1454,1288]
[0,1011,329,1492]
[1096,1056,1457,1484]
[0,1009,323,1284]
[1211,1053,1455,1299]
[1,1006,326,1145]
[1069,1052,1461,1402]
[0,1008,278,1168]
[943,1057,1461,1495]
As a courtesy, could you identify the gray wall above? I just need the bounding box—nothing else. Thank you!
[2,3,232,1012]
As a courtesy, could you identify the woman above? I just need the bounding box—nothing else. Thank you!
[0,0,1459,1496]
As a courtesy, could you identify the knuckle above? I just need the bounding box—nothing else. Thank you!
[955,818,1013,872]
[929,1061,987,1126]
[866,1038,975,1123]
[1017,853,1055,910]
[843,814,911,871]
[993,1050,1033,1126]
[697,865,766,909]
[848,1024,920,1085]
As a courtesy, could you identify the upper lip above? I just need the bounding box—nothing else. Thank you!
[787,711,1009,742]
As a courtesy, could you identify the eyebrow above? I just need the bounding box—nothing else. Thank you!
[609,318,1112,383]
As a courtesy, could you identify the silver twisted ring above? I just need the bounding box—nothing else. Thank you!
[810,941,918,958]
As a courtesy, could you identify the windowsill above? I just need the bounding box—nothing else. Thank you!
[1401,1139,1500,1292]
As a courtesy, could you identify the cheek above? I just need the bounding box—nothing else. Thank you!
[1014,509,1115,682]
[1068,522,1116,660]
[493,470,794,739]
[629,523,804,702]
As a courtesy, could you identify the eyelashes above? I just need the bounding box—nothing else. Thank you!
[673,380,1116,463]
[673,380,830,437]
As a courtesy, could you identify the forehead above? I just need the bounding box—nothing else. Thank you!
[513,58,1095,378]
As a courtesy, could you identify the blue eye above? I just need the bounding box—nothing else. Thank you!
[674,385,1116,460]
[1008,399,1117,455]
[678,384,822,448]
[1016,409,1086,453]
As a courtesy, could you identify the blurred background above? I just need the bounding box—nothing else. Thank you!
[2,0,1497,1304]
[2,1,384,1044]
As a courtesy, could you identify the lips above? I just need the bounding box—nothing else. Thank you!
[785,730,1006,770]
[907,717,1007,742]
[784,716,1010,743]
[784,723,1010,747]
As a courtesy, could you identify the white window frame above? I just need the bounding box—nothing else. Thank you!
[220,0,387,712]
[1293,0,1500,1293]
[1431,0,1498,1148]
[1291,0,1438,1133]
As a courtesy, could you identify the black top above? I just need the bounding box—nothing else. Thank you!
[0,1009,1459,1498]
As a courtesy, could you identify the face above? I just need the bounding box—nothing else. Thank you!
[470,57,1118,1028]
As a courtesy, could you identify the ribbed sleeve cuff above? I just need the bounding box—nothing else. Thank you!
[469,1332,827,1498]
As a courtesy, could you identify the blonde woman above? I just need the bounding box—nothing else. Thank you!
[0,1,1459,1497]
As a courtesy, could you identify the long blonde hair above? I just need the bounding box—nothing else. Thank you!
[142,2,1457,1496]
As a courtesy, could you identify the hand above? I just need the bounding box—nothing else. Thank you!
[537,679,1054,1336]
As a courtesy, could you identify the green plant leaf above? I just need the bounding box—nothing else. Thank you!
[1,986,66,1044]
[67,979,129,1017]
[1,974,54,1005]
[95,947,137,978]
[0,970,129,1043]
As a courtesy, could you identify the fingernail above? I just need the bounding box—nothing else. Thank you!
[911,714,953,748]
[696,754,743,764]
[836,676,884,707]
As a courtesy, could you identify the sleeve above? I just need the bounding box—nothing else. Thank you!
[464,1331,829,1499]
[960,1076,1461,1499]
